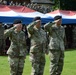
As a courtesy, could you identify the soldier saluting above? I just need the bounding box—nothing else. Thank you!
[44,15,65,75]
[27,16,48,75]
[4,19,27,75]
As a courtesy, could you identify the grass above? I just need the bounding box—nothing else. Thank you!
[0,50,76,75]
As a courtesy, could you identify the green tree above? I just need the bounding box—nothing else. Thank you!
[52,0,76,10]
[52,0,60,10]
[60,0,76,10]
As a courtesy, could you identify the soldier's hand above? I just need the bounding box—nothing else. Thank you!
[13,24,21,27]
[36,20,41,23]
[13,24,18,27]
[53,19,60,23]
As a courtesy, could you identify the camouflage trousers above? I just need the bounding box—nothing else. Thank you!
[49,50,64,75]
[8,56,25,75]
[30,52,45,75]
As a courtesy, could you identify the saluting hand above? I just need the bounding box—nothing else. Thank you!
[53,19,60,23]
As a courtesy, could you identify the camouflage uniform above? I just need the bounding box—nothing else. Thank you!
[44,22,65,75]
[0,25,5,55]
[27,21,48,75]
[4,26,27,75]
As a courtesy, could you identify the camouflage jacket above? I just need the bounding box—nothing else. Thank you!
[27,21,48,53]
[44,22,65,51]
[4,27,27,57]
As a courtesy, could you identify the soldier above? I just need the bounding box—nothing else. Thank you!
[27,16,48,75]
[0,22,5,55]
[44,15,65,75]
[4,19,27,75]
